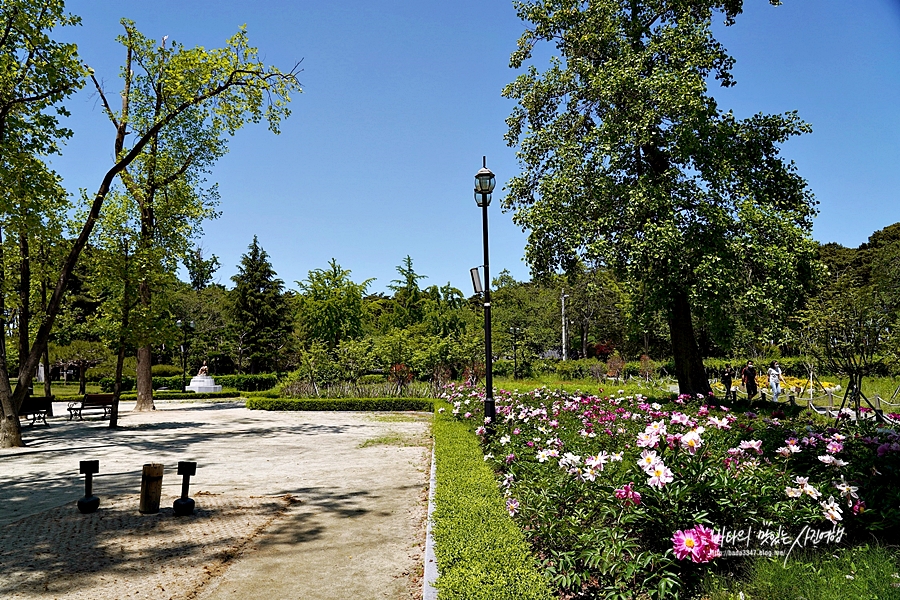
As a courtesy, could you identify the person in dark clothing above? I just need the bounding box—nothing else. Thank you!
[721,363,736,402]
[742,360,758,402]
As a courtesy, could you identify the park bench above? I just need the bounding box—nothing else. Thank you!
[68,394,115,421]
[19,395,54,427]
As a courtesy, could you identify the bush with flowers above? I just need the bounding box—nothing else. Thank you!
[440,382,900,599]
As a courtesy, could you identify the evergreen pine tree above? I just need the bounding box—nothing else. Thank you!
[230,236,292,373]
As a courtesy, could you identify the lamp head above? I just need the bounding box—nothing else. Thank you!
[474,162,495,207]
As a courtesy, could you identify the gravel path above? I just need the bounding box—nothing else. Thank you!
[0,401,431,599]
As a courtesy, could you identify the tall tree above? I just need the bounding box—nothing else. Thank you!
[502,0,817,394]
[0,0,85,445]
[387,255,427,328]
[230,236,292,373]
[184,245,220,291]
[296,259,372,349]
[1,18,300,447]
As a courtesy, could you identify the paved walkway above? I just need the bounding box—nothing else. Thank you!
[0,400,432,599]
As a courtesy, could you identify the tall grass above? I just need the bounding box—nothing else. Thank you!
[280,379,444,399]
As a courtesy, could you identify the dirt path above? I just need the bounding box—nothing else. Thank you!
[0,402,431,599]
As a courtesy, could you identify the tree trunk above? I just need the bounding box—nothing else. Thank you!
[79,364,87,395]
[135,345,154,411]
[667,289,711,397]
[0,226,24,447]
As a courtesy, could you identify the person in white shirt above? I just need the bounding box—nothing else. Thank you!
[767,361,785,402]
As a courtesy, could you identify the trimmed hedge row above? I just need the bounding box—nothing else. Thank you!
[246,397,434,411]
[118,391,242,401]
[549,356,829,381]
[99,373,279,393]
[431,406,554,600]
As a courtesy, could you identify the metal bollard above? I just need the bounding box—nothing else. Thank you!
[761,391,767,403]
[139,463,164,514]
[173,461,197,516]
[789,394,796,407]
[77,460,100,514]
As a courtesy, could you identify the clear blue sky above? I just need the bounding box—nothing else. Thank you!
[52,1,900,294]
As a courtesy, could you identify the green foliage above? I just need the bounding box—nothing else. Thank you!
[119,390,240,401]
[295,259,372,348]
[431,404,554,600]
[386,255,428,328]
[98,376,135,392]
[246,397,433,411]
[213,374,279,391]
[801,275,898,378]
[502,0,818,388]
[150,364,183,377]
[230,236,293,373]
[183,246,220,291]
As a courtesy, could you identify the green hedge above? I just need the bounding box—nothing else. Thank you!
[118,391,242,401]
[431,406,554,600]
[99,373,279,393]
[246,397,434,411]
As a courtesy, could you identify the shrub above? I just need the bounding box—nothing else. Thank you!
[214,374,279,391]
[247,397,433,411]
[119,390,241,401]
[151,364,183,377]
[98,377,135,392]
[555,358,602,380]
[431,404,554,600]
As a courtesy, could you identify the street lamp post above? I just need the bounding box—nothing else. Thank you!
[474,157,496,427]
[561,290,570,360]
[175,319,195,392]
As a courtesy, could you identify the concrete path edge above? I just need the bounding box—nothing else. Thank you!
[423,442,438,599]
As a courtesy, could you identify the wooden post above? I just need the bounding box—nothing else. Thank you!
[139,463,164,514]
[789,394,796,407]
[761,391,767,403]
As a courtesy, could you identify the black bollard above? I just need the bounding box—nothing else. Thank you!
[173,461,197,516]
[77,460,100,514]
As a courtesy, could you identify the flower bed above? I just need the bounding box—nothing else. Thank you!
[441,383,900,599]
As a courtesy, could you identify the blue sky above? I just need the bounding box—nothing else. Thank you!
[52,1,900,294]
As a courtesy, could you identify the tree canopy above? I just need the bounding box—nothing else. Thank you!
[502,0,817,394]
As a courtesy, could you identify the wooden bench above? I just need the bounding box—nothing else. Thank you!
[68,394,115,421]
[19,396,54,427]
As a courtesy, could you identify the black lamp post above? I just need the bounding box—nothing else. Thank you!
[474,157,496,427]
[175,319,195,392]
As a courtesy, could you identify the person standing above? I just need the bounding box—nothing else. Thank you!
[742,360,758,402]
[721,363,736,402]
[768,361,785,403]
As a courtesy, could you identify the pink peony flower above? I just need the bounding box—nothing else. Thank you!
[672,524,721,563]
